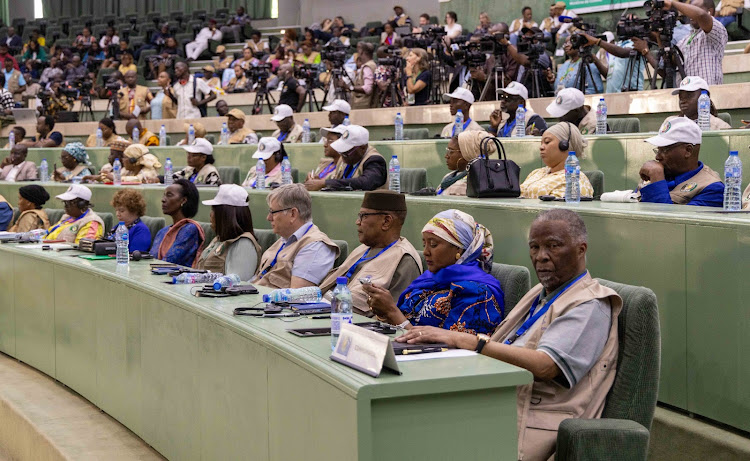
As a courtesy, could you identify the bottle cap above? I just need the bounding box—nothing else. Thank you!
[457,109,462,113]
[166,157,171,160]
[569,151,576,155]
[118,221,124,225]
[392,155,397,158]
[701,90,708,94]
[730,150,738,155]
[172,276,178,284]
[262,294,271,302]
[213,281,223,291]
[283,156,289,160]
[600,98,604,101]
[336,277,348,284]
[397,112,401,115]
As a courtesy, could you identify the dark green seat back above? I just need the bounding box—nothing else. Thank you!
[140,216,166,242]
[717,112,732,127]
[98,212,114,235]
[217,166,240,185]
[583,170,604,200]
[403,128,430,140]
[607,117,640,134]
[44,208,65,225]
[400,168,428,193]
[197,221,215,245]
[490,263,531,315]
[333,239,348,267]
[255,228,280,253]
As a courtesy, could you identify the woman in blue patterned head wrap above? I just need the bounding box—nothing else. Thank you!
[53,142,93,182]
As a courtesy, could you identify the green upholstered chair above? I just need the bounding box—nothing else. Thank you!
[98,212,115,235]
[400,168,428,193]
[217,166,241,185]
[556,279,660,461]
[717,112,732,127]
[608,117,641,134]
[255,229,280,253]
[333,239,349,267]
[197,221,215,244]
[291,168,299,183]
[44,208,65,225]
[140,216,166,242]
[489,263,532,315]
[403,128,430,140]
[583,170,605,200]
[205,134,216,144]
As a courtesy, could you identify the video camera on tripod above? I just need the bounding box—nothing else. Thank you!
[402,26,446,49]
[517,30,550,60]
[451,34,508,67]
[245,63,272,83]
[321,42,349,66]
[377,46,404,68]
[616,0,677,40]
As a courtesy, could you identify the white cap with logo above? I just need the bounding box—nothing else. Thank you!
[56,184,92,201]
[271,104,294,121]
[671,76,709,95]
[645,116,703,147]
[253,137,282,160]
[181,138,214,156]
[443,87,475,105]
[322,99,351,114]
[202,184,249,207]
[546,87,585,118]
[330,125,370,153]
[320,125,348,136]
[500,81,529,101]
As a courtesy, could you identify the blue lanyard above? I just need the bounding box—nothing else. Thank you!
[318,162,336,179]
[277,131,289,142]
[343,240,398,280]
[451,118,472,137]
[189,172,198,183]
[47,209,89,235]
[258,224,313,278]
[504,271,588,345]
[343,161,361,179]
[502,118,516,138]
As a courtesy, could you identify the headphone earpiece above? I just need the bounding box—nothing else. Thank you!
[558,121,572,152]
[128,156,138,164]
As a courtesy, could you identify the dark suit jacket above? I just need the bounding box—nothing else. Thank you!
[5,35,22,50]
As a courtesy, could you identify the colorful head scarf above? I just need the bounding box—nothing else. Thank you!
[62,142,90,165]
[421,209,494,273]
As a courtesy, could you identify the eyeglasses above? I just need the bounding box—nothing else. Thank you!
[652,143,691,156]
[445,146,461,155]
[268,207,293,216]
[357,212,390,221]
[498,93,510,100]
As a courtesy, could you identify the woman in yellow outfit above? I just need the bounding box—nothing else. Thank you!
[46,185,105,244]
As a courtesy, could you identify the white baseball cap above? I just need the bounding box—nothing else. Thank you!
[202,184,249,207]
[330,125,369,153]
[443,87,475,105]
[645,117,703,147]
[500,81,529,101]
[671,76,709,95]
[322,99,351,114]
[181,138,214,156]
[271,104,294,121]
[320,125,348,136]
[546,88,585,118]
[253,137,282,160]
[56,184,92,201]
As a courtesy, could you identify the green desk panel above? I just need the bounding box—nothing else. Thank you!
[0,251,15,355]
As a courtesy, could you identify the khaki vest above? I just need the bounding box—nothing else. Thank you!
[669,164,722,205]
[161,88,177,119]
[350,60,376,110]
[319,237,422,315]
[196,232,262,275]
[118,85,151,120]
[7,70,21,102]
[51,211,105,244]
[9,209,49,233]
[346,146,387,189]
[229,127,256,144]
[490,273,622,460]
[496,107,539,137]
[255,224,340,289]
[271,123,304,143]
[312,157,344,180]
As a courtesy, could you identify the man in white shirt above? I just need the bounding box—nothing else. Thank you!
[186,20,223,61]
[170,62,217,119]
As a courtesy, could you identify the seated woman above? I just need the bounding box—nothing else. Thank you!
[46,184,105,243]
[52,143,93,182]
[380,23,399,46]
[8,185,50,232]
[363,209,504,334]
[196,184,262,280]
[172,138,221,186]
[520,122,594,199]
[121,144,162,184]
[110,188,151,252]
[84,117,125,148]
[437,131,495,196]
[175,122,207,146]
[305,127,344,185]
[149,179,205,267]
[242,138,285,188]
[84,139,131,182]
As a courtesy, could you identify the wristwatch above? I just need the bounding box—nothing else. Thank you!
[475,333,491,354]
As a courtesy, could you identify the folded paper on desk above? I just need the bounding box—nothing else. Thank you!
[396,349,477,362]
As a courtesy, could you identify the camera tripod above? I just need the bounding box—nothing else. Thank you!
[104,91,120,120]
[573,48,603,95]
[302,80,322,112]
[252,80,276,115]
[621,49,652,92]
[522,62,552,99]
[427,41,450,105]
[479,63,506,102]
[379,67,404,108]
[320,67,350,107]
[78,93,95,122]
[653,43,685,89]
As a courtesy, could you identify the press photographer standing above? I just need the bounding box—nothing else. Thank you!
[349,43,376,109]
[668,0,727,84]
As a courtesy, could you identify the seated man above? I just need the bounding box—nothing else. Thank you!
[319,191,422,315]
[0,145,37,181]
[488,81,548,137]
[226,108,258,144]
[665,76,731,130]
[545,87,598,135]
[306,125,387,191]
[321,99,350,130]
[270,104,304,143]
[3,126,33,148]
[640,116,724,207]
[125,119,159,146]
[32,115,64,148]
[439,88,485,138]
[254,184,340,289]
[396,209,622,460]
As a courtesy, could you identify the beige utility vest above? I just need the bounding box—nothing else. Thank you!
[255,224,339,289]
[196,232,261,275]
[490,273,622,460]
[312,157,344,180]
[319,237,422,315]
[10,209,49,233]
[350,60,376,109]
[7,70,21,101]
[228,127,256,144]
[668,164,722,204]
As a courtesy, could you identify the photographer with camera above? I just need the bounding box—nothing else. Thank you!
[667,0,727,85]
[502,27,554,98]
[549,34,604,95]
[440,88,485,138]
[488,82,548,137]
[349,43,377,110]
[277,64,306,113]
[373,46,403,108]
[43,79,73,117]
[117,70,152,120]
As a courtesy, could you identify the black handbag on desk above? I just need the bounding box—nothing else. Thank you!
[466,136,521,198]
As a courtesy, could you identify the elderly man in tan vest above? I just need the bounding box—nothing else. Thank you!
[319,191,422,315]
[254,184,340,289]
[398,209,622,460]
[226,108,258,144]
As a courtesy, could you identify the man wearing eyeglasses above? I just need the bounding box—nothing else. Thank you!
[254,184,340,289]
[488,82,547,137]
[318,191,422,315]
[639,116,724,207]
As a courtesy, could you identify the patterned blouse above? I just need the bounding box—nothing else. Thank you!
[172,165,222,186]
[398,280,504,335]
[520,167,594,199]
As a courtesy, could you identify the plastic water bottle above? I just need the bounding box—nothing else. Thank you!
[164,158,173,186]
[723,150,742,211]
[112,158,122,185]
[8,130,14,149]
[698,91,710,131]
[220,122,229,144]
[281,156,292,184]
[330,277,353,350]
[213,274,242,290]
[96,128,103,147]
[173,272,224,284]
[40,159,49,182]
[565,152,581,204]
[132,126,140,143]
[515,105,526,137]
[255,159,266,189]
[454,109,464,136]
[389,155,401,193]
[595,98,607,135]
[188,124,195,144]
[342,116,350,126]
[394,112,404,140]
[262,287,322,303]
[159,124,167,146]
[302,119,311,143]
[22,229,48,241]
[115,222,129,265]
